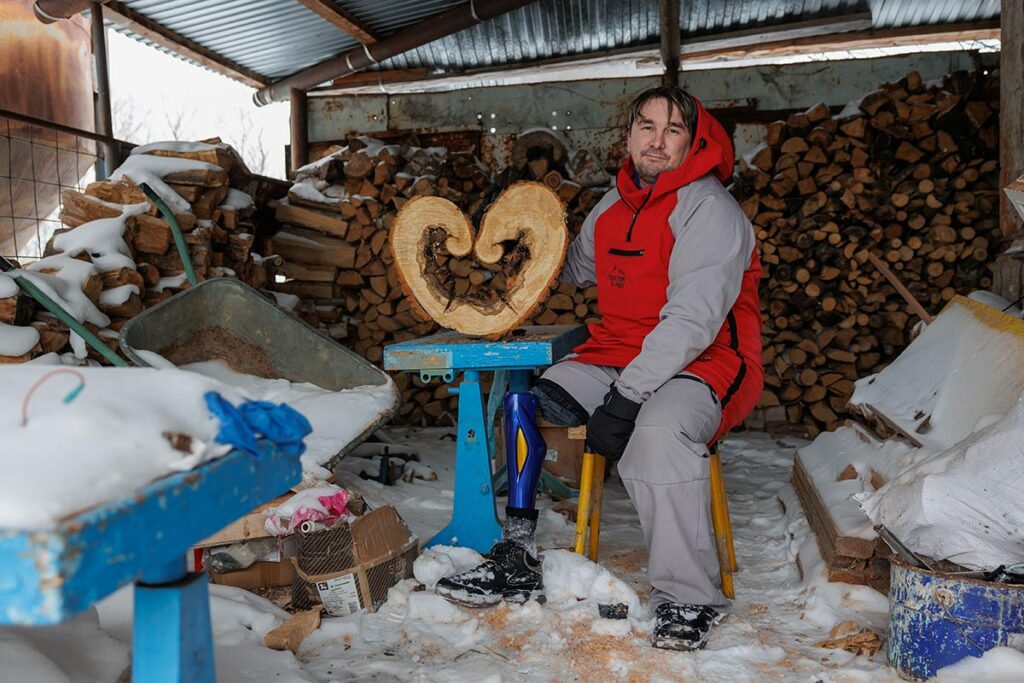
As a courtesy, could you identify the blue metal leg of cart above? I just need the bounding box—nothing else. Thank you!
[134,557,215,683]
[428,370,502,550]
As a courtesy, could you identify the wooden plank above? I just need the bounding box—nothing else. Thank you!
[275,201,349,239]
[280,261,336,283]
[867,251,933,324]
[270,228,356,269]
[295,0,379,44]
[1002,0,1024,237]
[331,68,430,88]
[102,2,269,88]
[791,456,881,584]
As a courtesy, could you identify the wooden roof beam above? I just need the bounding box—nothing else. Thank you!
[102,0,270,88]
[295,0,379,44]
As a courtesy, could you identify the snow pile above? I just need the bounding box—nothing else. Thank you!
[796,423,922,538]
[51,202,146,262]
[135,356,398,479]
[857,394,1024,570]
[0,608,129,682]
[0,365,239,529]
[112,154,223,214]
[849,296,1024,450]
[0,322,39,358]
[413,545,485,588]
[935,647,1024,682]
[12,270,110,358]
[0,272,18,297]
[541,549,644,618]
[221,188,254,211]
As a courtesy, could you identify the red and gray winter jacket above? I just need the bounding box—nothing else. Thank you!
[561,98,763,442]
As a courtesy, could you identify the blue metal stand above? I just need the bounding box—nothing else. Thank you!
[135,564,215,683]
[432,369,502,550]
[384,324,588,552]
[0,442,302,682]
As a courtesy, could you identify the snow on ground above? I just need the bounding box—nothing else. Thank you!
[8,427,975,680]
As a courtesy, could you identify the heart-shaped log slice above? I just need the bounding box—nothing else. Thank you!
[390,182,567,338]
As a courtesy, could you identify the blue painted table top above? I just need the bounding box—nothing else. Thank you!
[383,325,589,372]
[0,443,301,625]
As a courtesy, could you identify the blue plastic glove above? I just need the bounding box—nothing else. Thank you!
[204,392,312,457]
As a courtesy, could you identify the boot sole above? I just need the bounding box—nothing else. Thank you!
[436,586,545,608]
[650,613,724,651]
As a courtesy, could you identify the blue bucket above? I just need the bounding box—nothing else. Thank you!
[889,559,1024,679]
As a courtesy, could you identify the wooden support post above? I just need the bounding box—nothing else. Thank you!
[1002,0,1023,237]
[290,88,309,177]
[660,0,680,86]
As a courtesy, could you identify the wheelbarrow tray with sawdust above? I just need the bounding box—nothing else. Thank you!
[119,277,398,466]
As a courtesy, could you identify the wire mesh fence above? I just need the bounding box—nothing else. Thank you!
[0,113,126,266]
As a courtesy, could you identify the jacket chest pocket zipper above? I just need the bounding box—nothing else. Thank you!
[609,248,645,256]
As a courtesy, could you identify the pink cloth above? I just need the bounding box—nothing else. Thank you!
[264,488,351,536]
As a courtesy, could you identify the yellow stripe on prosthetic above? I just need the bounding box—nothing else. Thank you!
[516,427,528,474]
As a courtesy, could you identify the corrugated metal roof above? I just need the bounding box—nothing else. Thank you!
[110,0,1001,85]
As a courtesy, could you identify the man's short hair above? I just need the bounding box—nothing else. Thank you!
[626,85,699,135]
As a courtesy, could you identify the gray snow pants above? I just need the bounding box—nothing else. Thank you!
[534,361,729,610]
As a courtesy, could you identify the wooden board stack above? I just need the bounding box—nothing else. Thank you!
[735,69,1001,437]
[0,140,288,365]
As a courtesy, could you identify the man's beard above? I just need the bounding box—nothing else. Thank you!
[636,157,667,185]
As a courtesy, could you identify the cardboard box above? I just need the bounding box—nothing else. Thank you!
[291,505,418,616]
[210,560,295,589]
[496,414,587,488]
[195,492,291,548]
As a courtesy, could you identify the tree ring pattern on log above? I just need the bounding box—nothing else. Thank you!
[391,182,568,338]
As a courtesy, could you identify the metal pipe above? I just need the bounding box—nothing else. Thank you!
[34,0,108,23]
[90,1,117,179]
[660,0,681,86]
[290,88,309,175]
[0,108,125,147]
[253,0,537,106]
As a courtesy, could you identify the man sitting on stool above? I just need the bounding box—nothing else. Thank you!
[436,85,763,652]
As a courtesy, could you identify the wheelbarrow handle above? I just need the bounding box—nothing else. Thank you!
[139,182,198,287]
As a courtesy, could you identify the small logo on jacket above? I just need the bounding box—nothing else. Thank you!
[607,267,626,289]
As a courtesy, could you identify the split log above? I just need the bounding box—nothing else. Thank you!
[390,182,568,338]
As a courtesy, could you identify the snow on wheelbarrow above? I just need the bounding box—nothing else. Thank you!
[120,277,399,481]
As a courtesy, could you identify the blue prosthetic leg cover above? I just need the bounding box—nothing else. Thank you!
[504,392,546,510]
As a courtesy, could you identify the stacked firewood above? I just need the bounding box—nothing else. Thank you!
[0,140,287,364]
[271,133,611,424]
[735,69,1000,437]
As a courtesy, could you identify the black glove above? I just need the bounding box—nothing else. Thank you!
[585,386,642,461]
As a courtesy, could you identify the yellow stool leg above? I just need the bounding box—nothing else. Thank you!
[586,454,606,562]
[709,447,737,599]
[574,452,596,554]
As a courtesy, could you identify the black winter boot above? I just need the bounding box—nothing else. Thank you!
[651,603,723,651]
[434,509,543,607]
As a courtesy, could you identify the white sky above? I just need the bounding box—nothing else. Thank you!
[106,28,290,179]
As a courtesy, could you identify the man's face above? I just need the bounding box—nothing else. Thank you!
[627,98,692,185]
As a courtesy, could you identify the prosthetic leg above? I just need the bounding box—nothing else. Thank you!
[502,390,547,550]
[434,389,547,606]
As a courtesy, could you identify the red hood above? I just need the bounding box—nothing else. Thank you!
[617,96,734,207]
